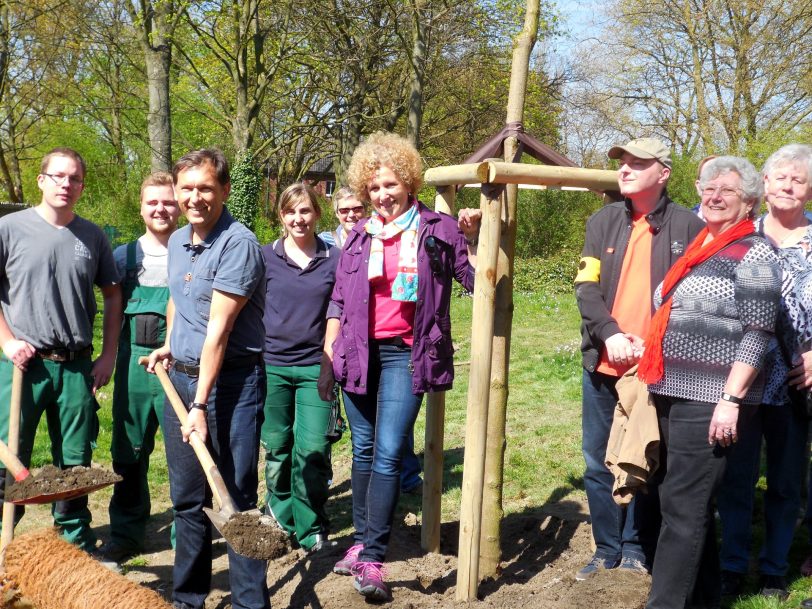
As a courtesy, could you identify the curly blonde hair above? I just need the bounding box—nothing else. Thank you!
[346,132,423,202]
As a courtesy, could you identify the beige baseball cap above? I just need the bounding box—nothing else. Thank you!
[608,138,672,169]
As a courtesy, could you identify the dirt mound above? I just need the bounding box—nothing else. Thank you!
[6,465,120,503]
[220,511,289,560]
[261,505,650,609]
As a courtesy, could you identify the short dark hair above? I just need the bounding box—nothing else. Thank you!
[172,148,230,186]
[40,147,87,178]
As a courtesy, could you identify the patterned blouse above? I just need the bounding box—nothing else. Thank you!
[756,219,812,406]
[648,235,781,405]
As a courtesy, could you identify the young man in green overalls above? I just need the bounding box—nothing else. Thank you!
[98,172,180,564]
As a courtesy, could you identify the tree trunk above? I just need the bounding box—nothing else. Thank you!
[133,0,175,172]
[145,44,172,172]
[478,0,540,581]
[405,0,426,149]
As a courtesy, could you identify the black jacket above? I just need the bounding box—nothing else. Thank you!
[574,193,705,371]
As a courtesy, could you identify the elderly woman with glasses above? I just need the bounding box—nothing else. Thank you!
[637,156,781,609]
[716,145,812,600]
[317,131,478,602]
[319,187,366,249]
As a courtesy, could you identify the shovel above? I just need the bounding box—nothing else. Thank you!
[0,367,120,506]
[140,357,284,560]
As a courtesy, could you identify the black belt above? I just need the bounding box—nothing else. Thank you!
[36,346,93,362]
[373,337,410,347]
[174,353,262,378]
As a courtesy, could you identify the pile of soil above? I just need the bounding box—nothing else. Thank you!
[6,465,121,503]
[220,511,289,560]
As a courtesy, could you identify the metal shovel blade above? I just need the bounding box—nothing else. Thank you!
[10,480,119,505]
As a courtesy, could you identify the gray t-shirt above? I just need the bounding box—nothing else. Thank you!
[0,207,119,350]
[113,237,170,288]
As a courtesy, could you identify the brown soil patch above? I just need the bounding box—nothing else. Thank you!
[8,471,651,609]
[6,465,120,503]
[219,511,289,561]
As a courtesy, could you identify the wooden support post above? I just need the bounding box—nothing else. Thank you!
[486,161,619,191]
[455,182,503,601]
[424,163,490,187]
[422,186,456,553]
[478,0,539,579]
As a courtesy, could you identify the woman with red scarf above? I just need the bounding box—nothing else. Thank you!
[638,156,781,609]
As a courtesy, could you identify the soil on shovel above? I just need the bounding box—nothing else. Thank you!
[219,511,289,560]
[6,464,121,502]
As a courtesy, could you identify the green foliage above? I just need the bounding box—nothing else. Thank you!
[229,153,262,230]
[514,255,577,294]
[455,185,602,258]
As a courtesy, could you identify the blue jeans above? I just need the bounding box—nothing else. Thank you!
[647,396,729,609]
[400,433,423,492]
[718,403,808,576]
[164,364,270,609]
[582,369,659,565]
[343,342,424,562]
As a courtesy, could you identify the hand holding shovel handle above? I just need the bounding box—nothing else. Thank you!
[138,357,236,517]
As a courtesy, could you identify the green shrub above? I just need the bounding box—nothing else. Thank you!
[230,153,262,231]
[514,254,577,295]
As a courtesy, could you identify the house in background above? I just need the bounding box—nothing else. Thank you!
[264,155,338,209]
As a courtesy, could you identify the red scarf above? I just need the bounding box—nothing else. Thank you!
[637,218,755,384]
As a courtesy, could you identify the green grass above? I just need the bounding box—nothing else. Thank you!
[24,289,812,608]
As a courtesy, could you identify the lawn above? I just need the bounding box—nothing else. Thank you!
[24,288,812,608]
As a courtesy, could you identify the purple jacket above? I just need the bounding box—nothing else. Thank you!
[326,202,475,395]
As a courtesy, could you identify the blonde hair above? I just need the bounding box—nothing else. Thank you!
[140,171,173,200]
[277,182,322,222]
[331,186,360,212]
[346,132,423,202]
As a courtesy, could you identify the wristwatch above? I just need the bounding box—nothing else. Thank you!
[720,392,743,405]
[190,401,208,412]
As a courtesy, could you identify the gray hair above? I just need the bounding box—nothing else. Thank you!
[332,186,358,213]
[699,156,763,218]
[762,144,812,182]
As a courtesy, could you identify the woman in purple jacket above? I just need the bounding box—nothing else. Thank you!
[318,131,478,601]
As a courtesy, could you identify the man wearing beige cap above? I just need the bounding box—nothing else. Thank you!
[574,137,704,579]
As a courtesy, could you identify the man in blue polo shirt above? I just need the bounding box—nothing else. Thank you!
[147,148,268,609]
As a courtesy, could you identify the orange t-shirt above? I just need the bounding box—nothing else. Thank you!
[596,213,653,377]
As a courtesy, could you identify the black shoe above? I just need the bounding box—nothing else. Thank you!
[720,570,744,597]
[760,574,788,600]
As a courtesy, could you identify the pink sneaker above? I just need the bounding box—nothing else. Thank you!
[333,543,363,575]
[352,561,391,601]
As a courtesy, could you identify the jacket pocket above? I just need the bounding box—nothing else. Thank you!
[331,334,348,383]
[423,323,454,386]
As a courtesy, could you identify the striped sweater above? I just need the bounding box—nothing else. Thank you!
[648,235,781,405]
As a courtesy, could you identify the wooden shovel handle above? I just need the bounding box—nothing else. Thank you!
[138,357,236,515]
[1,366,25,568]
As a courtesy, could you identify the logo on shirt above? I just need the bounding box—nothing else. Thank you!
[74,239,92,260]
[670,240,685,255]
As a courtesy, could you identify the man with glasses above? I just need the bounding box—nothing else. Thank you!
[574,138,704,579]
[0,147,121,550]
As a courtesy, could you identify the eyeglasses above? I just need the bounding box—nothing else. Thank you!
[42,173,84,187]
[424,236,442,276]
[701,186,741,200]
[337,205,365,216]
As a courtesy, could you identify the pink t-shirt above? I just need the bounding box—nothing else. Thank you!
[369,234,416,345]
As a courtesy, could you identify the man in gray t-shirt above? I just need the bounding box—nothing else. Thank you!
[0,147,121,551]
